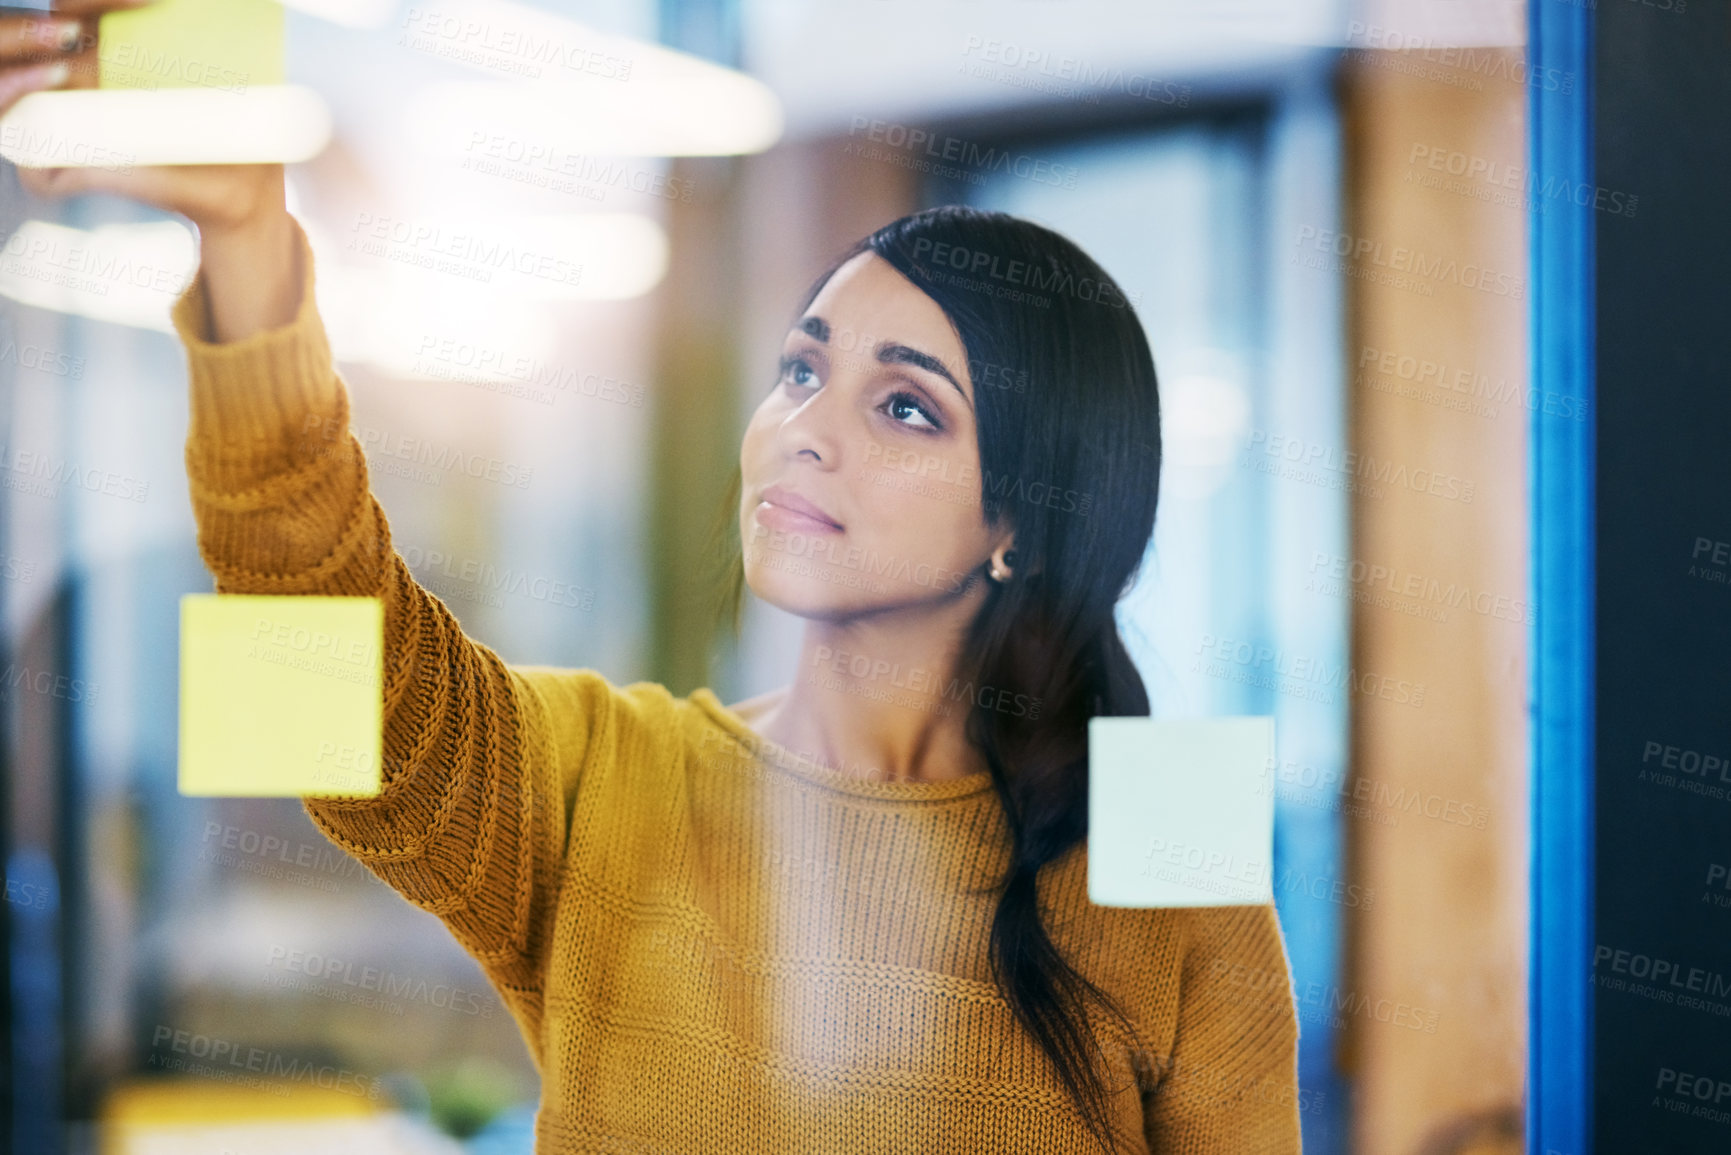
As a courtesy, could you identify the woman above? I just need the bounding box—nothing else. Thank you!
[8,9,1301,1151]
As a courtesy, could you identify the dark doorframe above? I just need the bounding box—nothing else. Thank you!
[1527,2,1594,1153]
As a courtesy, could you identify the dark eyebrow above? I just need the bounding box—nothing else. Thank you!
[875,342,970,407]
[793,315,970,408]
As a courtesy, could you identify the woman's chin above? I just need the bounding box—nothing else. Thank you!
[742,568,872,621]
[742,566,983,625]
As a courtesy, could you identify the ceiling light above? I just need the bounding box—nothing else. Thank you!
[0,219,198,332]
[0,86,332,168]
[402,0,782,157]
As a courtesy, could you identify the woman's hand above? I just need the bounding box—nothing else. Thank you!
[2,0,301,340]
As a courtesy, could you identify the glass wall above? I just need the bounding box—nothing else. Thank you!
[953,83,1351,1151]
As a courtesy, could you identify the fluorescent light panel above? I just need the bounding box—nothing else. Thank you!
[304,212,667,375]
[0,86,333,168]
[404,0,783,156]
[0,220,198,332]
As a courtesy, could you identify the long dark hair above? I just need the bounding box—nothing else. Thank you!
[714,205,1163,1150]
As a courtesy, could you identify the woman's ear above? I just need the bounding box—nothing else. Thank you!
[988,534,1044,583]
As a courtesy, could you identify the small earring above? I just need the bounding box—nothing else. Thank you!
[991,560,1012,582]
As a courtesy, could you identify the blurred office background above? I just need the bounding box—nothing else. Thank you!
[0,0,1535,1151]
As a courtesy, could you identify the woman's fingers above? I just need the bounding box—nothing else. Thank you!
[51,0,160,15]
[0,58,70,115]
[3,0,283,229]
[0,0,161,65]
[16,161,277,233]
[0,0,160,118]
[17,159,165,205]
[0,15,83,64]
[17,164,84,200]
[15,159,147,204]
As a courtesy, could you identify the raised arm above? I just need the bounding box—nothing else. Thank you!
[1142,904,1305,1153]
[171,202,586,1050]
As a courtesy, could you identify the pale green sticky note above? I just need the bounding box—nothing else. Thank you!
[179,594,383,798]
[1088,717,1276,907]
[101,0,284,92]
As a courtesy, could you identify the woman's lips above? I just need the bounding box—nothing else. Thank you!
[756,485,843,534]
[756,500,844,535]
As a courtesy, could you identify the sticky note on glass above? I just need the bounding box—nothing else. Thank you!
[100,0,284,91]
[1088,717,1275,907]
[179,595,383,797]
[0,0,331,169]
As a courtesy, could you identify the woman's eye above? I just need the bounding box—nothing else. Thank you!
[885,391,939,430]
[778,355,818,390]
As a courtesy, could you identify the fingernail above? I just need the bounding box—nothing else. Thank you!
[29,19,79,50]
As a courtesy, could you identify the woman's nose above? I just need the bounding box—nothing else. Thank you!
[776,384,844,466]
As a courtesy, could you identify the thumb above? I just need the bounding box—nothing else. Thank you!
[16,162,112,200]
[16,161,199,218]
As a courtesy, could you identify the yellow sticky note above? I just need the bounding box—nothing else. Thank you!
[100,0,284,93]
[179,595,383,798]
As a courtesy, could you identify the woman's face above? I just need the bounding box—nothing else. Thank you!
[739,251,1014,621]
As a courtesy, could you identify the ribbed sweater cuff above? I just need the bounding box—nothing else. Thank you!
[174,216,346,492]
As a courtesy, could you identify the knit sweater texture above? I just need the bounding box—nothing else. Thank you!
[173,219,1304,1154]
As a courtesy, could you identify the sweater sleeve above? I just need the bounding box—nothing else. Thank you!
[172,216,598,1054]
[1141,903,1304,1153]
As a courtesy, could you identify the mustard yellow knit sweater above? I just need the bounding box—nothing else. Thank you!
[173,220,1303,1154]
